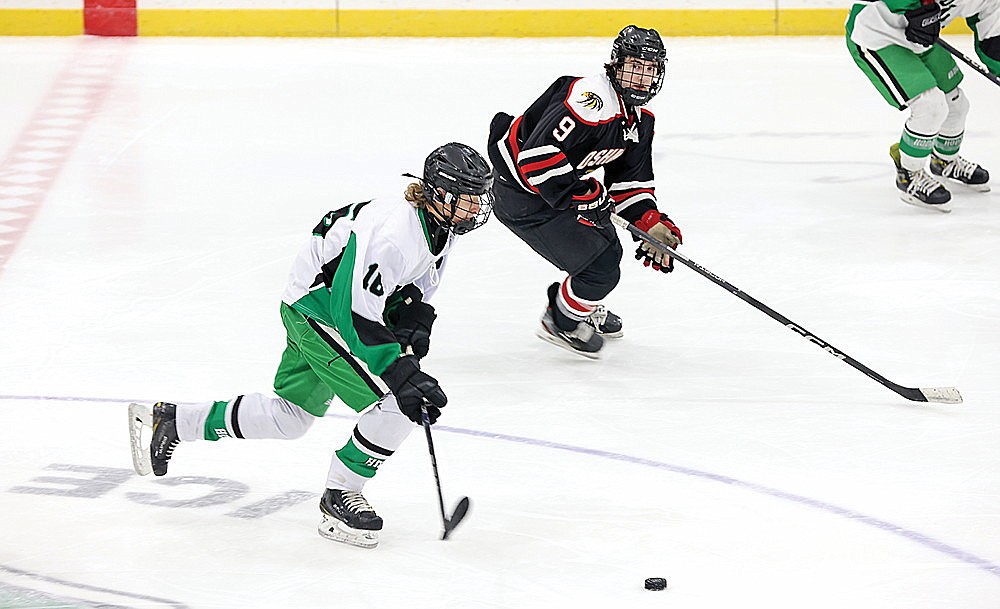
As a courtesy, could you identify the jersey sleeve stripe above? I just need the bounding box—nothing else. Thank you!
[507,115,541,194]
[518,144,563,160]
[519,152,568,174]
[496,130,535,194]
[610,187,655,202]
[610,180,655,191]
[613,192,656,212]
[527,164,574,187]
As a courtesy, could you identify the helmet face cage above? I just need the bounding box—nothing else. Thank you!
[422,143,495,235]
[606,25,667,106]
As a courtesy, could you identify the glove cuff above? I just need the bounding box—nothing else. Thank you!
[380,355,419,388]
[634,209,666,231]
[398,301,436,331]
[572,177,605,209]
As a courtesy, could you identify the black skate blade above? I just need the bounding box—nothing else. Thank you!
[441,496,470,540]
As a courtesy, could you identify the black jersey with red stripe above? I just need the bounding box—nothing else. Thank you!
[490,72,659,223]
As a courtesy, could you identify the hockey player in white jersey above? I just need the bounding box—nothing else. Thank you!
[128,142,494,548]
[846,0,999,212]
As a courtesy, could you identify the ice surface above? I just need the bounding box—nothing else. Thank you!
[0,35,998,608]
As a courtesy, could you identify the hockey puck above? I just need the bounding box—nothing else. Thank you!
[644,577,667,591]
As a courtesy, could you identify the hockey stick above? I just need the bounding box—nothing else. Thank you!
[612,214,962,404]
[420,403,471,540]
[937,38,1000,87]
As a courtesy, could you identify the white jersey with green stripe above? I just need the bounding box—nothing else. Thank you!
[849,0,999,53]
[281,197,453,375]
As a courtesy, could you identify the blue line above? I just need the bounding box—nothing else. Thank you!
[4,394,999,580]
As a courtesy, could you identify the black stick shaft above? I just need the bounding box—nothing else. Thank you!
[612,215,960,404]
[421,405,449,525]
[937,38,1000,87]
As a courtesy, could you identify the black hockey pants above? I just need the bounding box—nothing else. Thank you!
[491,179,622,301]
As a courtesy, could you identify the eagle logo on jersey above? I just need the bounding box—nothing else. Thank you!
[577,91,604,111]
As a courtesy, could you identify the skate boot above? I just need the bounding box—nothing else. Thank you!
[585,304,623,338]
[544,281,621,339]
[537,284,604,358]
[929,153,990,192]
[150,402,180,477]
[318,489,383,549]
[890,143,952,212]
[537,309,604,359]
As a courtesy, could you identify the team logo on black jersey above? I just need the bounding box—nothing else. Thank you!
[577,91,604,111]
[623,123,639,143]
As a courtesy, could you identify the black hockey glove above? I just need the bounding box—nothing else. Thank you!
[574,178,612,228]
[394,300,436,359]
[381,355,447,425]
[904,1,942,47]
[634,210,683,274]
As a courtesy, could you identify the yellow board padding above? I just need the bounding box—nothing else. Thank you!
[138,9,336,37]
[338,9,777,37]
[1,8,976,37]
[0,10,82,36]
[138,9,776,37]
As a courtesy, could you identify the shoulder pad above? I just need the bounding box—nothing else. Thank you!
[563,74,625,125]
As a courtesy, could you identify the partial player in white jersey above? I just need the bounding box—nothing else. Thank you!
[846,0,999,211]
[128,143,494,548]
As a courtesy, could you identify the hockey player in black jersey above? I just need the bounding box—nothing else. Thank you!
[487,24,682,358]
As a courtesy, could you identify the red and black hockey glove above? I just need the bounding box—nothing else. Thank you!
[634,210,682,273]
[574,178,612,228]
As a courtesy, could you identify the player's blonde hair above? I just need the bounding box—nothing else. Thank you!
[404,182,431,209]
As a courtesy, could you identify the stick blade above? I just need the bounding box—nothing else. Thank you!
[441,496,471,540]
[920,387,963,404]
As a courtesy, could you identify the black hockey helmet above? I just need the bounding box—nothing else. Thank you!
[420,142,494,235]
[606,25,667,106]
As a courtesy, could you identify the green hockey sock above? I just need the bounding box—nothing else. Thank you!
[899,127,935,159]
[933,132,963,159]
[204,400,230,441]
[335,437,384,479]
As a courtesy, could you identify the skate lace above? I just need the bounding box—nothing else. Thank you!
[944,156,978,181]
[152,417,179,458]
[588,305,608,329]
[908,170,942,195]
[341,491,375,514]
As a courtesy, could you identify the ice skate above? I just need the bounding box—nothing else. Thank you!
[150,402,180,476]
[890,143,952,212]
[318,489,383,549]
[929,153,990,192]
[585,304,623,338]
[544,281,620,340]
[128,402,153,476]
[537,307,604,359]
[536,283,604,358]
